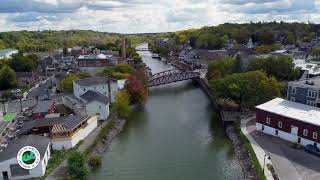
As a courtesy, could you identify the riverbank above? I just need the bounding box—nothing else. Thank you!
[85,116,126,158]
[196,77,262,180]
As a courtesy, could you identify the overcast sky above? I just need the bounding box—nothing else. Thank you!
[0,0,319,33]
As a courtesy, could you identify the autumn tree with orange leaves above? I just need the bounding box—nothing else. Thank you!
[124,70,148,105]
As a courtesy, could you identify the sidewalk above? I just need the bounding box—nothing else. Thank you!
[46,121,108,180]
[241,116,275,180]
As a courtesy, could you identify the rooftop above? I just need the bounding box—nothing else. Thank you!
[33,100,54,113]
[0,135,50,162]
[288,76,320,89]
[0,48,18,55]
[73,77,117,87]
[78,54,116,60]
[256,98,320,127]
[18,115,89,135]
[80,90,109,104]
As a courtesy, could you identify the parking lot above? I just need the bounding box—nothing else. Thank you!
[0,114,29,151]
[246,119,320,180]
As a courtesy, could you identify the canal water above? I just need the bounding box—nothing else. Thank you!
[89,48,243,180]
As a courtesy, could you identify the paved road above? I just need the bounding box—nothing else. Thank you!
[247,119,320,180]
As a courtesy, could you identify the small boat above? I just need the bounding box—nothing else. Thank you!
[152,54,160,58]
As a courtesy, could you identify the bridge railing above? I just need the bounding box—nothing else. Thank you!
[148,69,200,87]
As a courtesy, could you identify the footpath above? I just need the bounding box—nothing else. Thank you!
[46,120,108,180]
[241,116,275,180]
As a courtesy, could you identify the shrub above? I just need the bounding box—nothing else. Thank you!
[68,151,88,180]
[89,155,102,170]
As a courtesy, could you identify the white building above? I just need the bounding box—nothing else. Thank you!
[0,49,18,60]
[17,115,98,150]
[80,90,110,120]
[0,135,51,180]
[73,77,118,103]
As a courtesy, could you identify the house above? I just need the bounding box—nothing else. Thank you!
[154,38,175,46]
[102,50,120,57]
[0,135,51,180]
[40,56,57,73]
[32,100,55,119]
[246,38,254,49]
[287,77,320,107]
[77,54,118,72]
[224,39,236,49]
[227,44,254,56]
[18,115,98,150]
[293,60,320,78]
[256,98,320,149]
[73,77,118,103]
[298,42,313,52]
[179,49,228,68]
[80,90,110,120]
[71,47,85,56]
[0,49,18,59]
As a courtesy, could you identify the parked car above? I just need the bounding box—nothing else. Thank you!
[11,89,21,94]
[304,144,320,157]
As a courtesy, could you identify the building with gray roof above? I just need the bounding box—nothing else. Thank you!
[17,115,98,150]
[79,90,110,120]
[287,77,320,107]
[73,77,118,103]
[0,135,51,180]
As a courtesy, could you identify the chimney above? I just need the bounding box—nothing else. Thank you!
[122,35,126,59]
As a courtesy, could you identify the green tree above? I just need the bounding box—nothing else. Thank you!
[60,74,80,92]
[112,72,128,80]
[196,33,223,49]
[133,55,142,65]
[311,48,320,61]
[206,57,239,80]
[283,32,295,45]
[68,151,88,180]
[9,53,38,72]
[247,55,299,80]
[255,44,280,54]
[78,72,91,79]
[112,91,131,118]
[0,65,17,90]
[210,71,280,109]
[115,64,133,74]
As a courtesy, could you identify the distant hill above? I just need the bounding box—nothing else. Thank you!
[0,30,122,52]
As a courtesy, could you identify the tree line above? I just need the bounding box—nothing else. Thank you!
[207,55,299,109]
[0,30,122,53]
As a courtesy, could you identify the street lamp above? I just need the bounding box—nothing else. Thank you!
[262,153,271,174]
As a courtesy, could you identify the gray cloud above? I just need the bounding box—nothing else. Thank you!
[0,0,319,33]
[220,0,317,14]
[220,0,279,5]
[0,0,145,13]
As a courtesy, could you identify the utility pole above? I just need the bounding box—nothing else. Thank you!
[20,98,23,112]
[107,74,112,103]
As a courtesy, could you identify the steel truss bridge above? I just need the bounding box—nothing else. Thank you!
[148,69,200,87]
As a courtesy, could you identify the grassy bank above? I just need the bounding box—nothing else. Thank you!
[84,118,117,156]
[240,131,266,180]
[39,141,83,180]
